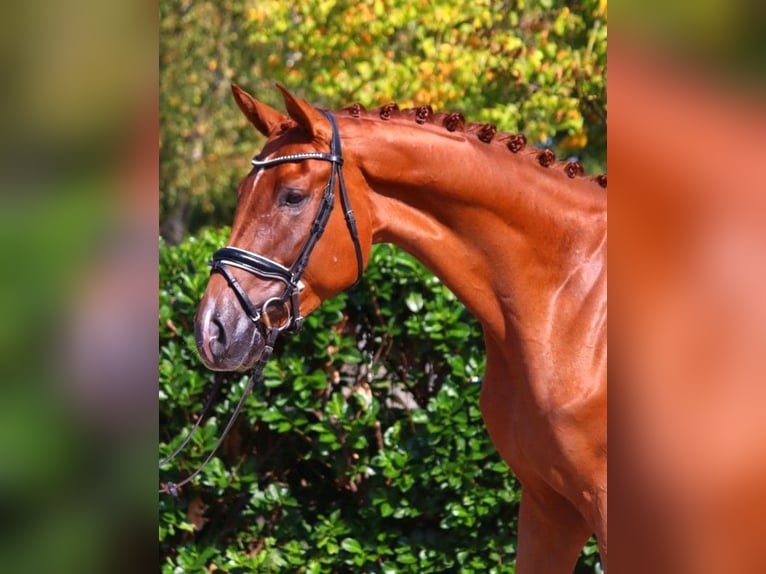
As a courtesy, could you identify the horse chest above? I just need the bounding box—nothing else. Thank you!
[479,367,605,493]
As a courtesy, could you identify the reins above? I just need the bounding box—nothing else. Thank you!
[160,110,363,496]
[159,327,278,496]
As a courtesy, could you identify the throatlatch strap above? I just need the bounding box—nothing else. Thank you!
[323,110,364,286]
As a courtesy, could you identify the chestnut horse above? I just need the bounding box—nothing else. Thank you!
[195,84,607,573]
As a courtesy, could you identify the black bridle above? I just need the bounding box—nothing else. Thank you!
[160,110,364,495]
[210,110,363,334]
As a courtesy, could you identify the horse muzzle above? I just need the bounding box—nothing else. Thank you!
[194,294,266,372]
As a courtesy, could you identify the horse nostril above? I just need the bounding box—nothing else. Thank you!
[208,316,227,360]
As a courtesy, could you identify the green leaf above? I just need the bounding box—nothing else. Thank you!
[405,291,424,312]
[341,538,363,554]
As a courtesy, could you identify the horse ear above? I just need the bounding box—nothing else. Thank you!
[275,83,332,143]
[231,83,286,136]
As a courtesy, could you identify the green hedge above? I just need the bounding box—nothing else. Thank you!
[159,228,600,573]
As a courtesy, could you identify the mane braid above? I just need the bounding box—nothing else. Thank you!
[337,101,606,188]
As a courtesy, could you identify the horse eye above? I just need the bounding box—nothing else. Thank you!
[280,189,308,208]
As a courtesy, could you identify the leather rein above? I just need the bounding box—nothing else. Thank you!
[160,110,363,495]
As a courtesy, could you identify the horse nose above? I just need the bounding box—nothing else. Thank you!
[206,315,227,361]
[195,307,228,366]
[195,288,265,372]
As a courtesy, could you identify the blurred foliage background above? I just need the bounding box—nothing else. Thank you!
[160,0,607,243]
[160,0,606,572]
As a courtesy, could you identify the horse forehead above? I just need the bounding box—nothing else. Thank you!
[245,154,314,194]
[246,167,266,195]
[254,140,333,181]
[259,128,314,157]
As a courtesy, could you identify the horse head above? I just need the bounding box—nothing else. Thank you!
[195,84,371,372]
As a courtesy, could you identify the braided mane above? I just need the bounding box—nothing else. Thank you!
[337,102,607,189]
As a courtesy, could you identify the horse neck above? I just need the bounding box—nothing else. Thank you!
[343,116,606,350]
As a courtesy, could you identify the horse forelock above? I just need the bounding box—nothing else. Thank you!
[335,102,606,188]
